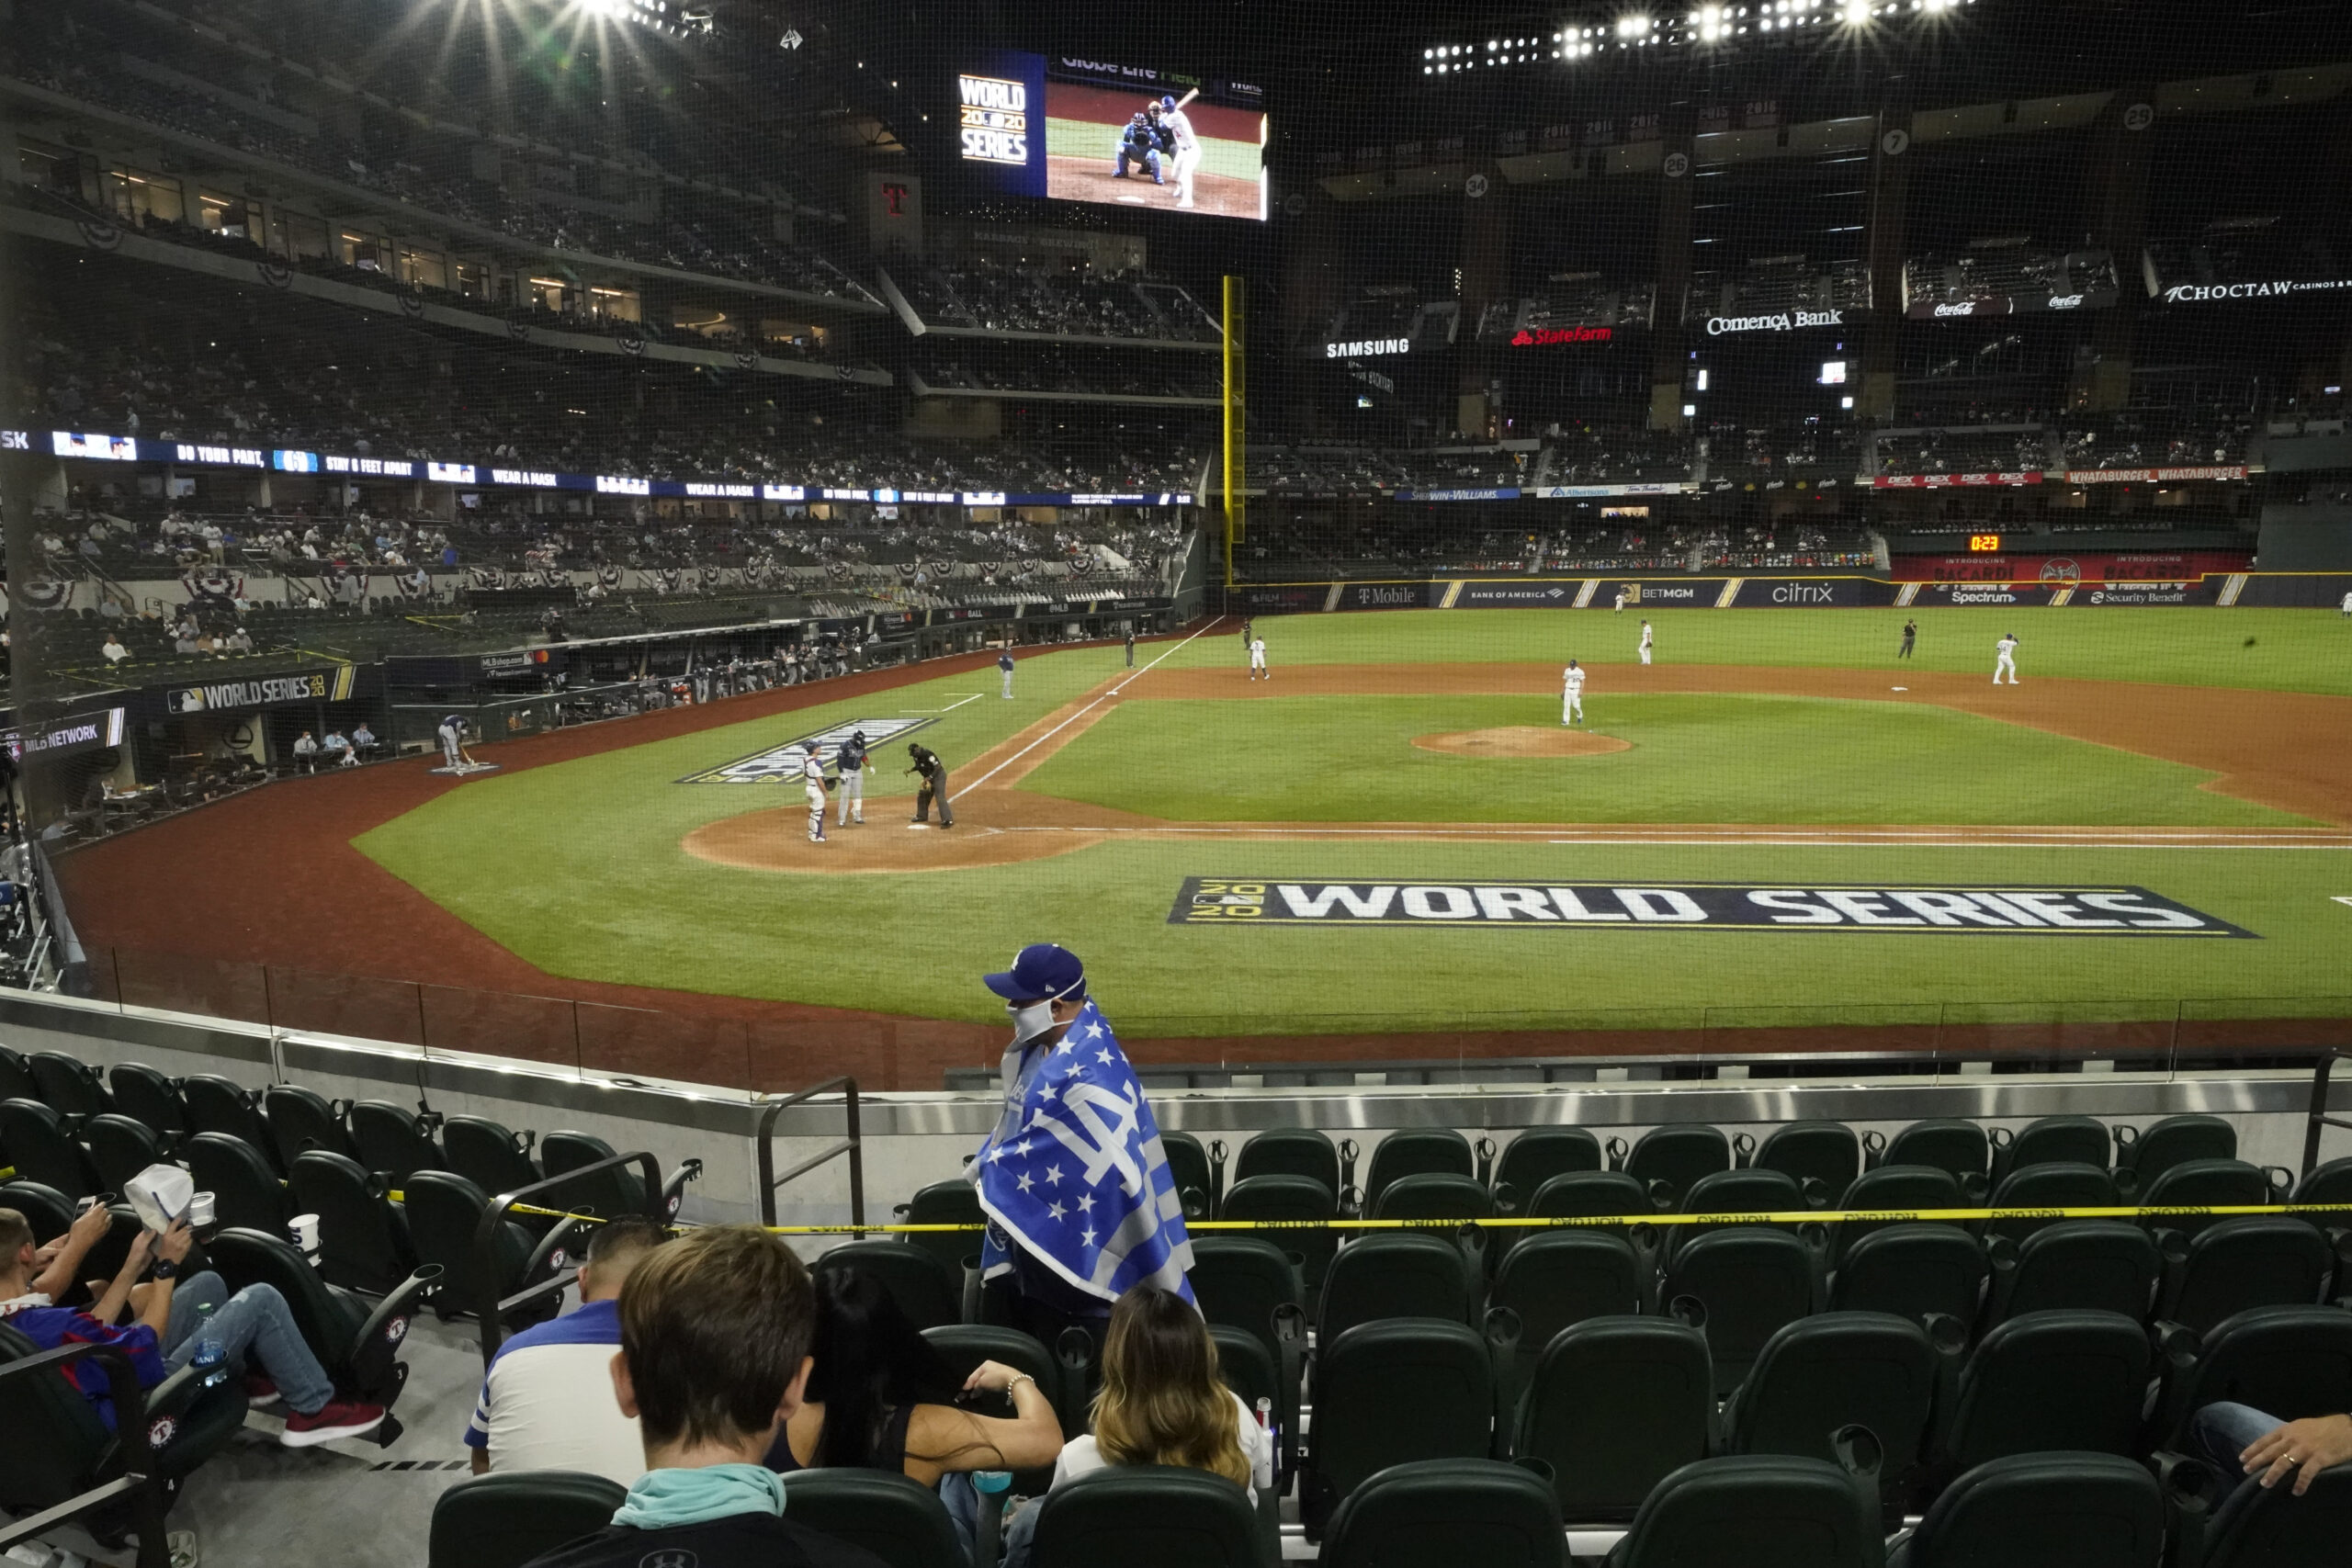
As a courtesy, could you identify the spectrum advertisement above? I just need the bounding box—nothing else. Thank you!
[956,51,1267,220]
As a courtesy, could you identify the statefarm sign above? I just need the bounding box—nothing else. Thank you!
[1510,325,1614,346]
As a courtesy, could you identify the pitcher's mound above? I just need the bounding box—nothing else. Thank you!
[1413,727,1633,758]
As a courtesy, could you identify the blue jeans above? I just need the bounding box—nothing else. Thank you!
[2189,1401,2284,1486]
[160,1272,336,1416]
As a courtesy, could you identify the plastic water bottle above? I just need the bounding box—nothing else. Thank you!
[1252,1397,1275,1491]
[191,1301,228,1391]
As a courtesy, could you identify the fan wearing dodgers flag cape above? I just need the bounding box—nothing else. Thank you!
[969,944,1195,1345]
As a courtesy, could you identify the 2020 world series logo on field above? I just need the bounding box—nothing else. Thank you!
[1169,879,2254,937]
[679,716,935,784]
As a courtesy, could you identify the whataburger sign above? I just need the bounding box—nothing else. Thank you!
[1170,878,2251,936]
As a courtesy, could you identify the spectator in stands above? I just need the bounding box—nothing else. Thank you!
[291,730,319,772]
[2191,1400,2352,1499]
[468,1215,663,1483]
[100,632,129,665]
[0,1204,387,1445]
[1001,1283,1268,1567]
[516,1225,885,1568]
[764,1265,1061,1493]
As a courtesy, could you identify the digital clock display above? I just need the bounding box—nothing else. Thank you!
[1968,534,2003,553]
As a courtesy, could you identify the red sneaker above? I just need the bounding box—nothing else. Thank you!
[244,1373,280,1409]
[279,1398,385,1447]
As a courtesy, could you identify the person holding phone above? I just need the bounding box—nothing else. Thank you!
[0,1203,387,1446]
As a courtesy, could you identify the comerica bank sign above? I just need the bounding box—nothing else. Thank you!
[1704,308,1849,335]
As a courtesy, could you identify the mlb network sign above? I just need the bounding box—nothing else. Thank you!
[1170,878,2250,936]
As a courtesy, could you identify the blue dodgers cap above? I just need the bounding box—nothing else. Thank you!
[983,943,1086,1005]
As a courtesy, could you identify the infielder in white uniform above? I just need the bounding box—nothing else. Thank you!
[1563,660,1587,725]
[1249,637,1269,679]
[1156,96,1201,209]
[2339,590,2351,618]
[1638,619,1654,666]
[801,749,831,843]
[1994,633,2021,684]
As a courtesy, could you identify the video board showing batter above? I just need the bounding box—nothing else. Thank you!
[956,51,1267,220]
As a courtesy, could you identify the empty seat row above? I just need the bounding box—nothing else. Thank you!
[1158,1114,2280,1220]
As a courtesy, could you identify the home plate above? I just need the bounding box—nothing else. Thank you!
[907,823,932,830]
[1891,686,1908,692]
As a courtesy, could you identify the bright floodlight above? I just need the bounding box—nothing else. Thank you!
[1617,14,1652,39]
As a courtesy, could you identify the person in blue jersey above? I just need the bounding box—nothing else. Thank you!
[970,944,1195,1349]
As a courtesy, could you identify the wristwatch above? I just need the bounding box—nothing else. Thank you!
[150,1258,179,1280]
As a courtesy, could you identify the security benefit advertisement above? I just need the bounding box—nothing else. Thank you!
[956,51,1267,219]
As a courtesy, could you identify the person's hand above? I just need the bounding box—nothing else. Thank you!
[2243,1413,2352,1495]
[119,1226,155,1276]
[66,1200,114,1251]
[963,1359,1024,1395]
[155,1217,195,1267]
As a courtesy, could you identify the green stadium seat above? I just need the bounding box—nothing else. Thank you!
[401,1169,570,1326]
[2149,1304,2352,1450]
[1161,1130,1217,1216]
[1981,1221,2157,1328]
[1320,1458,1566,1568]
[263,1083,357,1167]
[347,1100,447,1184]
[1990,1115,2111,1184]
[1032,1465,1263,1568]
[1189,1235,1305,1363]
[1660,1226,1816,1395]
[1363,1129,1475,1213]
[1981,1161,2119,1245]
[1746,1121,1860,1201]
[1604,1453,1881,1568]
[1491,1128,1602,1212]
[2191,1459,2352,1568]
[893,1178,984,1279]
[1831,1166,1968,1265]
[0,1044,33,1103]
[1219,1173,1340,1304]
[181,1076,278,1169]
[1875,1119,1992,1195]
[2114,1113,2235,1188]
[427,1472,628,1568]
[1609,1125,1729,1209]
[2155,1216,2334,1335]
[1888,1452,2164,1568]
[1511,1317,1713,1522]
[1232,1127,1341,1198]
[28,1051,112,1120]
[84,1112,168,1196]
[105,1063,188,1141]
[186,1131,290,1235]
[1938,1310,2150,1472]
[1304,1321,1494,1538]
[2141,1158,2282,1241]
[813,1239,962,1331]
[0,1099,101,1197]
[1829,1224,1988,1332]
[1319,1231,1476,1341]
[290,1149,419,1294]
[1724,1311,1944,1508]
[442,1115,541,1198]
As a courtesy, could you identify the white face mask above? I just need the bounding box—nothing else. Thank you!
[1008,998,1057,1045]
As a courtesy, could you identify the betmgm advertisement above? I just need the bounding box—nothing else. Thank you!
[956,51,1266,220]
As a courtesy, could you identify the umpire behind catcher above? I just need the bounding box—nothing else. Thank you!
[906,741,955,828]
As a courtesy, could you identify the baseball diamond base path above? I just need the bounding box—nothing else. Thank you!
[684,661,2352,877]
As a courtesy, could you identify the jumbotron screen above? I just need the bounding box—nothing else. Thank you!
[956,51,1268,220]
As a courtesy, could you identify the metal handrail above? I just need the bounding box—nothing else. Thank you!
[0,1342,168,1567]
[2302,1047,2352,1179]
[473,1148,664,1368]
[755,1076,864,1233]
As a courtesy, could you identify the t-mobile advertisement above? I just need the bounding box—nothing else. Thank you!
[955,51,1267,220]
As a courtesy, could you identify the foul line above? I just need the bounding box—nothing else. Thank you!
[961,615,1227,792]
[901,694,986,714]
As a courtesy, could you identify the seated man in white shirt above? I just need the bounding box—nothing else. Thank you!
[464,1214,664,1484]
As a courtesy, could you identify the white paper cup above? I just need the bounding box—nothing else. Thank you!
[189,1191,217,1227]
[289,1213,322,1256]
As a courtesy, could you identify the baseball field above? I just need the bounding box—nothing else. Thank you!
[58,605,2352,1071]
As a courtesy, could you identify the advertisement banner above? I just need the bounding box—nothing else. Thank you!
[1169,877,2252,937]
[1223,584,1330,613]
[1897,582,2067,608]
[155,666,360,716]
[1894,552,2251,584]
[1336,582,1438,611]
[4,707,128,763]
[1871,472,2045,489]
[2229,573,2352,609]
[2062,466,2247,485]
[1722,577,1892,608]
[1902,286,2117,321]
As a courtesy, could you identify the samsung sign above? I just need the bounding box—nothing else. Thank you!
[1704,309,1847,336]
[2162,279,2352,303]
[1325,338,1411,358]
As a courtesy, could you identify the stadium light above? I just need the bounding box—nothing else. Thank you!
[1617,15,1654,39]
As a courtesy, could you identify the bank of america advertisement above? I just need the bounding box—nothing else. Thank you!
[956,51,1267,220]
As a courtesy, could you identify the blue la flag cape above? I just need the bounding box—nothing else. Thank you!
[971,1000,1194,1305]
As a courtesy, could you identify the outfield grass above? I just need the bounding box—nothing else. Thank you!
[353,615,2352,1035]
[1170,606,2352,694]
[1023,693,2302,825]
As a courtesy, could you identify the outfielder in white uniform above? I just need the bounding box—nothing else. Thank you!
[1157,96,1201,209]
[1563,660,1587,725]
[801,750,831,843]
[1249,637,1269,679]
[1994,633,2020,684]
[1638,620,1654,666]
[2339,590,2351,618]
[1613,590,1626,615]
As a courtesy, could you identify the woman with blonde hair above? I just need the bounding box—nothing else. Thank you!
[1001,1283,1270,1565]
